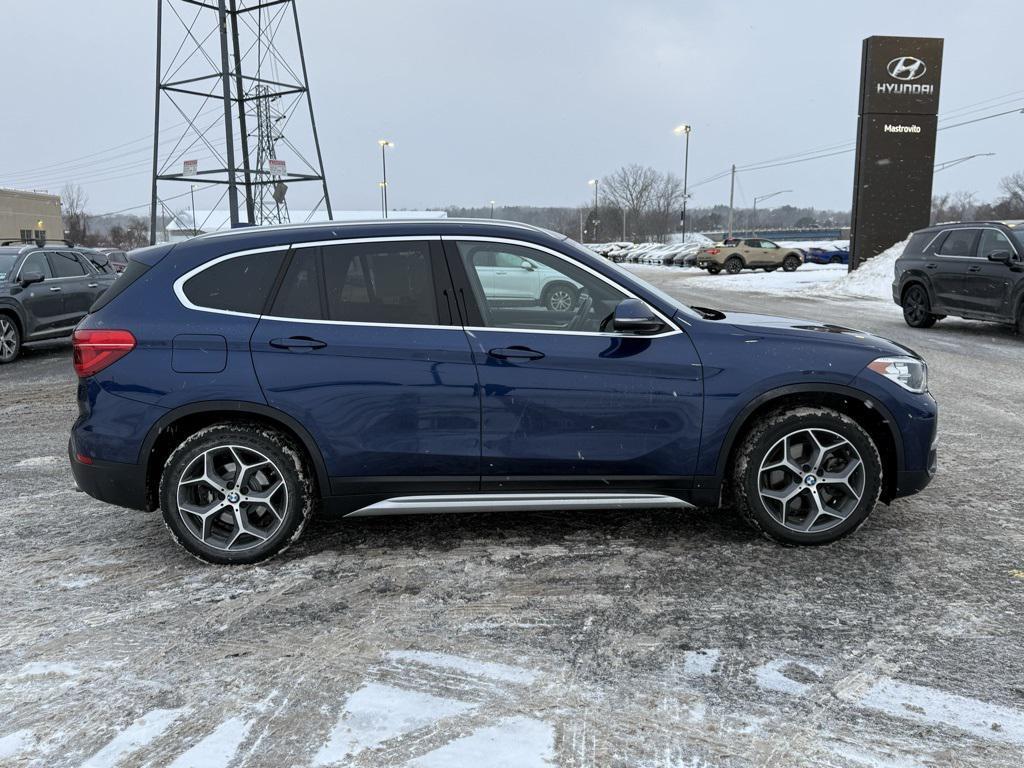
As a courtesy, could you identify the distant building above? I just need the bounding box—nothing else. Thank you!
[162,209,447,243]
[0,189,63,243]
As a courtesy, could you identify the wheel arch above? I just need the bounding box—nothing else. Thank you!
[726,253,745,265]
[715,384,903,503]
[899,275,935,306]
[140,400,329,511]
[0,302,25,335]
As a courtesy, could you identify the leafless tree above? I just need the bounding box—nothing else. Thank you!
[61,183,91,243]
[999,171,1024,207]
[948,190,977,222]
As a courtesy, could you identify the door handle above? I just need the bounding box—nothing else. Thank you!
[488,345,545,361]
[269,336,327,350]
[88,282,99,288]
[925,263,938,270]
[967,265,982,273]
[49,286,62,292]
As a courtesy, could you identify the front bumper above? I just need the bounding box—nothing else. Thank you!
[69,438,149,511]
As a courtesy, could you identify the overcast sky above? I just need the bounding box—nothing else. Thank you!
[0,0,1021,217]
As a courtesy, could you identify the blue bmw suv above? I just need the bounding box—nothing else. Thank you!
[69,220,937,564]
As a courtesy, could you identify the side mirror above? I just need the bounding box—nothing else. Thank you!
[612,298,664,334]
[987,250,1013,265]
[519,259,535,271]
[90,253,109,268]
[20,271,44,287]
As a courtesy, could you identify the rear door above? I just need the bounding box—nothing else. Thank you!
[962,228,1017,317]
[250,237,481,497]
[46,250,95,326]
[444,236,703,492]
[930,228,979,312]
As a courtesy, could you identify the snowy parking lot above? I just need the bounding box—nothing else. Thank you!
[2,270,1023,767]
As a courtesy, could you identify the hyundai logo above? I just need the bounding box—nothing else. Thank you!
[887,56,927,81]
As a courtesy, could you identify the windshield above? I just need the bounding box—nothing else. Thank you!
[0,254,16,281]
[565,239,701,320]
[1013,227,1024,252]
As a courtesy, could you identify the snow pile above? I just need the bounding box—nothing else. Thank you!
[823,238,908,300]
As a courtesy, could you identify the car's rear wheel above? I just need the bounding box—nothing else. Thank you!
[724,256,744,275]
[829,255,843,264]
[0,315,20,364]
[901,284,937,328]
[732,406,882,545]
[782,255,801,272]
[707,266,721,275]
[543,283,577,312]
[159,422,315,564]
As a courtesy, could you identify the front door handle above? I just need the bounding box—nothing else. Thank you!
[967,265,982,273]
[488,345,545,361]
[88,282,99,288]
[269,336,327,350]
[49,286,62,292]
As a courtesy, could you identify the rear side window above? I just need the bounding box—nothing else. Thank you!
[270,248,323,320]
[903,231,935,256]
[48,251,88,278]
[321,241,438,325]
[936,229,978,257]
[90,259,152,313]
[183,250,287,314]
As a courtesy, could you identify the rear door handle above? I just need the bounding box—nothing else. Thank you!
[967,265,982,273]
[488,345,545,361]
[269,336,327,350]
[925,263,939,270]
[88,282,99,288]
[49,286,62,292]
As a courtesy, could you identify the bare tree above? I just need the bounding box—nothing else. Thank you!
[61,183,90,243]
[999,171,1024,207]
[948,190,977,222]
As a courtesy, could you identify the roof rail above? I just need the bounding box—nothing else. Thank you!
[196,217,562,242]
[0,237,76,247]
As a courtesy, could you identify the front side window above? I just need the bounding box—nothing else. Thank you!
[937,229,978,257]
[321,241,437,325]
[48,251,87,278]
[977,229,1016,259]
[182,250,287,314]
[456,241,627,333]
[20,251,52,279]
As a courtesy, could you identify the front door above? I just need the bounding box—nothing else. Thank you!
[15,251,62,336]
[445,237,703,492]
[963,229,1016,317]
[250,239,481,496]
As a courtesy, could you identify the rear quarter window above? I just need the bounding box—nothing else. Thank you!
[182,250,287,314]
[903,231,935,256]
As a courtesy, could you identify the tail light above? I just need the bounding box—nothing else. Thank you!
[706,248,720,255]
[73,329,136,377]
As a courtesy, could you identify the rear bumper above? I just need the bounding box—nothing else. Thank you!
[68,438,148,511]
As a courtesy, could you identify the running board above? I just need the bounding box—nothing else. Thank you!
[344,492,693,517]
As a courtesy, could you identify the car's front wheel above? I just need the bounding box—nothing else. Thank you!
[732,406,882,545]
[724,256,744,274]
[543,283,577,313]
[901,284,938,328]
[782,255,801,272]
[159,422,315,564]
[0,315,21,364]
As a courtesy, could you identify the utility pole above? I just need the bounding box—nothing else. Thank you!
[378,139,393,218]
[622,208,626,240]
[727,164,736,239]
[674,124,692,242]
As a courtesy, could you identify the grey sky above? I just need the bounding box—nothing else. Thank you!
[1,0,1021,217]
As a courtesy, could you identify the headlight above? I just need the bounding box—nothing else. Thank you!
[867,356,928,393]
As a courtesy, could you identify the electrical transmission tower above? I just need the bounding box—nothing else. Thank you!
[149,0,332,244]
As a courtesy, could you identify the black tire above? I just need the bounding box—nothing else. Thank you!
[829,255,842,265]
[732,406,883,545]
[901,284,938,328]
[1017,305,1024,336]
[542,282,577,313]
[0,314,21,364]
[707,266,722,275]
[159,422,315,565]
[764,266,778,272]
[782,254,801,272]
[724,256,744,275]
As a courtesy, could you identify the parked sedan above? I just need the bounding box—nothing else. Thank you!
[804,246,850,265]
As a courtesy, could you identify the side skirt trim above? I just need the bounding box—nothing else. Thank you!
[344,492,693,517]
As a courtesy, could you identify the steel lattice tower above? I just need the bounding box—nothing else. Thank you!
[149,0,332,243]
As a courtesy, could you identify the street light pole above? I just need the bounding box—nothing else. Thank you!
[674,124,692,242]
[727,164,736,239]
[751,189,792,236]
[588,179,599,241]
[190,184,197,237]
[490,200,495,218]
[377,139,393,218]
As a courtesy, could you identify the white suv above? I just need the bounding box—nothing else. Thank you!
[470,248,581,311]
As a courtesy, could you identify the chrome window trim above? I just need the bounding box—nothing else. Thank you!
[13,250,97,283]
[172,234,682,338]
[931,226,1020,259]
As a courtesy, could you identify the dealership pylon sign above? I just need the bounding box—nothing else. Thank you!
[849,36,943,270]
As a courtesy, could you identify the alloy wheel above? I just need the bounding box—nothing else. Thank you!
[0,317,18,362]
[757,428,865,534]
[176,444,288,552]
[903,286,927,324]
[547,288,573,312]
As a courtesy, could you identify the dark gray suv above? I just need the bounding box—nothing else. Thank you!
[0,242,117,363]
[893,221,1024,334]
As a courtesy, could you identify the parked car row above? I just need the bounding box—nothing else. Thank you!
[589,241,704,266]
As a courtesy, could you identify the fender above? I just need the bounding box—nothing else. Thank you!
[0,298,27,332]
[711,382,905,481]
[897,273,936,306]
[140,399,330,496]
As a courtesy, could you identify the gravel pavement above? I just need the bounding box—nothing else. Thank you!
[1,269,1022,767]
